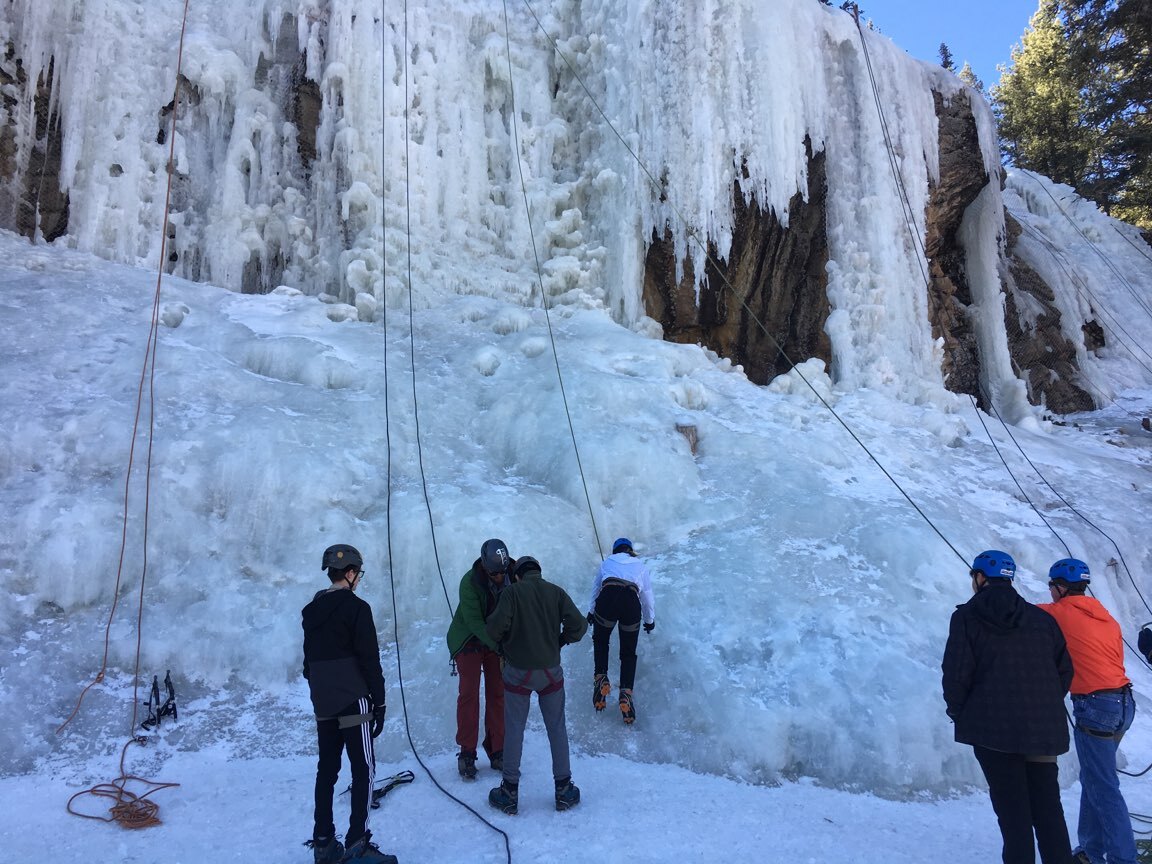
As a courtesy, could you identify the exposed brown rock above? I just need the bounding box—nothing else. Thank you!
[924,90,993,405]
[642,142,831,385]
[1002,227,1095,413]
[926,89,1094,414]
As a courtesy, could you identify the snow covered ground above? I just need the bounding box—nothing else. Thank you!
[7,734,1152,864]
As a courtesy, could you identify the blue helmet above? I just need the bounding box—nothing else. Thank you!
[971,550,1016,580]
[1048,558,1090,584]
[612,537,633,554]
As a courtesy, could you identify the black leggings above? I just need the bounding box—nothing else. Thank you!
[592,584,642,689]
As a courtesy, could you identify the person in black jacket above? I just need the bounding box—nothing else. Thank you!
[942,549,1074,864]
[302,544,395,864]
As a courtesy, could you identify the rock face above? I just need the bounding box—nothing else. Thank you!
[642,143,831,386]
[640,88,1100,414]
[924,90,988,405]
[1002,212,1096,413]
[0,25,1112,412]
[0,43,69,242]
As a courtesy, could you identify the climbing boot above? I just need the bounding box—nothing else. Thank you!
[340,831,397,863]
[306,835,344,864]
[457,750,478,780]
[619,688,636,724]
[489,780,519,815]
[555,777,581,811]
[489,749,504,772]
[593,673,611,711]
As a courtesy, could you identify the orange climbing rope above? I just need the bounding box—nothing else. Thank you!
[56,0,192,828]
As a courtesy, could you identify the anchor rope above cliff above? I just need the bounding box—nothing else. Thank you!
[852,7,934,291]
[58,0,193,830]
[1016,169,1152,326]
[1112,223,1152,267]
[515,0,969,567]
[1014,218,1152,380]
[379,4,513,862]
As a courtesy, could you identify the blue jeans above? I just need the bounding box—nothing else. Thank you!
[1072,690,1136,864]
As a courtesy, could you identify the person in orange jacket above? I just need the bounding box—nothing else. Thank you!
[1038,558,1136,864]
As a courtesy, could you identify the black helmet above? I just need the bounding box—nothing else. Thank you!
[321,544,363,571]
[512,556,541,580]
[480,538,511,574]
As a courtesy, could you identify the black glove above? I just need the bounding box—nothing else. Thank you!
[643,621,655,633]
[1138,626,1152,662]
[586,612,595,626]
[370,704,386,738]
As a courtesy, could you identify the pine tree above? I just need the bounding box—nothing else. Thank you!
[990,0,1098,191]
[938,43,954,71]
[958,61,985,95]
[1057,0,1151,226]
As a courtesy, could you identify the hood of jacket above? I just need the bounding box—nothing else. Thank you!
[302,587,356,633]
[968,582,1026,630]
[1053,594,1113,623]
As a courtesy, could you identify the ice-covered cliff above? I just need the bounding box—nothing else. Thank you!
[4,1,1151,415]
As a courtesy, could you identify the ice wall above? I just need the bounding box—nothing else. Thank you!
[1,0,1031,405]
[1004,170,1152,404]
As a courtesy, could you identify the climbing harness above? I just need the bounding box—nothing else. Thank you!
[140,671,178,732]
[340,770,415,809]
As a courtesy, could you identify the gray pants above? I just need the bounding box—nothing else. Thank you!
[501,663,571,785]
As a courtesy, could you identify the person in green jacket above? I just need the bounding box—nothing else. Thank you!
[446,538,511,779]
[485,555,588,816]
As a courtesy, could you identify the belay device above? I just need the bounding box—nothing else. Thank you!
[141,670,178,731]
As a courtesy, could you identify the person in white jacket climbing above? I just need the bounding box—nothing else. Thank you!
[587,537,655,723]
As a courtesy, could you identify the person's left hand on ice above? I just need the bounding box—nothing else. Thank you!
[643,621,655,633]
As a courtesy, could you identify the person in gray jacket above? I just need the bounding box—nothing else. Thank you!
[485,555,588,815]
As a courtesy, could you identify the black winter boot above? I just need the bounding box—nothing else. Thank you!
[458,750,478,780]
[489,780,519,815]
[339,831,397,863]
[555,777,581,811]
[306,835,344,864]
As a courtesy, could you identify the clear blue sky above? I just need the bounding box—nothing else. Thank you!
[858,0,1041,90]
